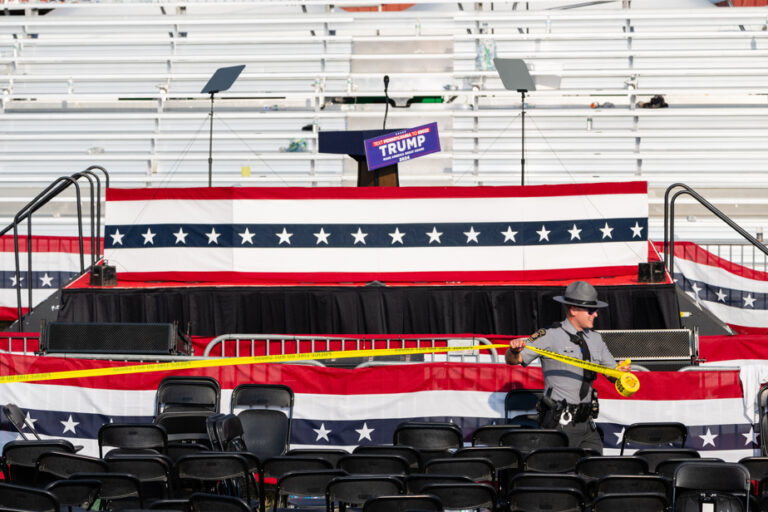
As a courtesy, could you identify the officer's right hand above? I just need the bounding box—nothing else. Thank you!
[508,338,527,353]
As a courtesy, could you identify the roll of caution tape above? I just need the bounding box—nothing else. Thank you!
[523,344,639,397]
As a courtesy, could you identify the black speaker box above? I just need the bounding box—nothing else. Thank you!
[90,264,117,286]
[637,261,666,283]
[41,322,191,355]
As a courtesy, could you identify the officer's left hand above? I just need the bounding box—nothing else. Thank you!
[617,362,631,372]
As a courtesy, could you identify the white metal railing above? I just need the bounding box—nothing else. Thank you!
[203,334,502,364]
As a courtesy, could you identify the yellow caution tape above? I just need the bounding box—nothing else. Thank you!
[522,344,639,397]
[0,342,638,397]
[0,343,500,385]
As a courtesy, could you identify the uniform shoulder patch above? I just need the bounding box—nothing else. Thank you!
[528,328,547,342]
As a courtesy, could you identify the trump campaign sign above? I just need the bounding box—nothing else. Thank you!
[364,122,441,171]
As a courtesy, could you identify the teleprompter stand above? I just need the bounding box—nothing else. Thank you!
[494,58,536,186]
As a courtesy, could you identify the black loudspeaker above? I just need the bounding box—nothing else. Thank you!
[637,261,666,283]
[40,322,191,355]
[90,264,117,286]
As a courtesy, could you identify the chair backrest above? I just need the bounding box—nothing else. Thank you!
[594,475,669,498]
[673,461,750,512]
[575,456,649,482]
[471,425,524,447]
[656,457,723,479]
[454,446,523,473]
[505,389,544,424]
[71,471,144,509]
[620,422,687,455]
[173,453,254,502]
[737,456,768,483]
[98,423,168,458]
[506,486,584,512]
[326,475,404,510]
[189,492,252,512]
[45,478,101,509]
[230,383,294,416]
[1,440,76,485]
[505,472,587,499]
[393,422,463,452]
[35,452,108,486]
[155,410,216,445]
[592,492,667,512]
[499,429,569,454]
[238,408,290,460]
[0,481,60,512]
[215,414,248,453]
[105,453,173,502]
[420,482,496,511]
[424,457,495,484]
[263,456,333,479]
[362,494,442,512]
[337,454,410,476]
[523,448,587,473]
[634,449,700,473]
[353,445,422,472]
[2,403,41,440]
[155,376,221,416]
[277,469,347,499]
[147,498,191,511]
[286,449,350,467]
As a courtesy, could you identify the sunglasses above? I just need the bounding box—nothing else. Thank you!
[574,306,598,315]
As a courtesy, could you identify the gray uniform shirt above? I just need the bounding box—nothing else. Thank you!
[520,318,616,404]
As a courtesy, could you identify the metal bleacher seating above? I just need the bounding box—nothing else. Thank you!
[0,0,767,242]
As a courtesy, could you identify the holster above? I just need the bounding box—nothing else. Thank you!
[536,396,562,429]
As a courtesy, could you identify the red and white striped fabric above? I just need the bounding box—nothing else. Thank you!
[0,353,756,461]
[0,236,89,321]
[104,182,649,284]
[661,241,768,335]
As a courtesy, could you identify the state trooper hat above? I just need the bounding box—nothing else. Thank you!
[553,281,608,308]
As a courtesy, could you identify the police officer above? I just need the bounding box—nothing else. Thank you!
[505,281,630,454]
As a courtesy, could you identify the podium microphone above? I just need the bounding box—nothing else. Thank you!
[383,75,390,130]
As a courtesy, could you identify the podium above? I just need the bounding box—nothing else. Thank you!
[319,130,400,187]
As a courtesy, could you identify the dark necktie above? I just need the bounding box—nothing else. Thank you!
[577,331,597,400]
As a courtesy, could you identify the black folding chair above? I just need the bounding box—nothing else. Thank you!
[98,423,168,458]
[592,492,668,512]
[620,422,688,455]
[71,471,144,510]
[673,461,750,512]
[393,422,463,464]
[275,469,347,512]
[420,483,496,512]
[35,451,108,487]
[0,481,60,512]
[231,384,294,460]
[172,452,258,508]
[353,445,421,472]
[337,454,410,476]
[523,448,587,473]
[471,425,524,447]
[189,492,252,512]
[505,472,587,499]
[155,376,221,416]
[575,455,649,487]
[1,439,77,485]
[403,474,474,494]
[45,479,101,511]
[593,475,669,502]
[506,486,585,512]
[326,475,404,512]
[106,453,174,503]
[362,494,442,512]
[498,429,568,455]
[634,448,700,473]
[424,457,495,486]
[505,389,544,426]
[287,449,349,467]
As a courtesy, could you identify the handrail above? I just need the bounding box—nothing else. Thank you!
[2,166,110,330]
[663,183,768,276]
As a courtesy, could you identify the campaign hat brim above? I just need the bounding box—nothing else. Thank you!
[553,295,608,308]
